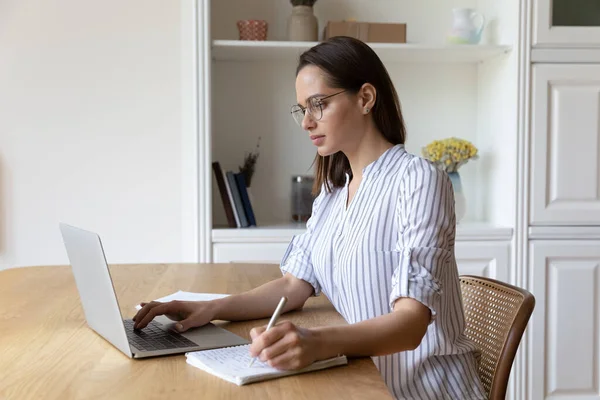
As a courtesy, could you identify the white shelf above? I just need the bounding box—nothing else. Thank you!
[212,40,512,64]
[212,222,513,243]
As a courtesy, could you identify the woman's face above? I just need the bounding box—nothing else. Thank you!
[295,66,365,157]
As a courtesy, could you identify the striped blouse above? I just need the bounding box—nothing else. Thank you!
[280,144,487,399]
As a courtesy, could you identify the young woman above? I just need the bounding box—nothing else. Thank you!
[134,36,486,399]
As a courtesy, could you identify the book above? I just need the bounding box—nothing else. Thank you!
[212,162,237,228]
[234,172,257,226]
[185,344,348,386]
[226,171,249,227]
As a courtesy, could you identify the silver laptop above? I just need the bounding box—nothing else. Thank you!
[59,223,248,358]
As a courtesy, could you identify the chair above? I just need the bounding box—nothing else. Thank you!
[459,275,535,400]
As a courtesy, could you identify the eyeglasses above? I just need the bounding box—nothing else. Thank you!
[290,90,347,126]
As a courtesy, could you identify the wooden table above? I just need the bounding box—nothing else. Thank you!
[0,263,392,400]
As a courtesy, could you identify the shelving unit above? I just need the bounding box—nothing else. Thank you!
[212,40,512,63]
[204,0,520,266]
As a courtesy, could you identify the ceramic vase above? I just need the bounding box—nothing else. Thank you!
[447,8,485,44]
[287,6,318,41]
[448,172,467,223]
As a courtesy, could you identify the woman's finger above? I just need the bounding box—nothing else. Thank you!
[266,347,301,370]
[132,301,158,325]
[249,326,265,340]
[134,302,173,329]
[249,324,287,357]
[258,332,295,363]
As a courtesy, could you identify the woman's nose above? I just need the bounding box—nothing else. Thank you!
[301,112,316,131]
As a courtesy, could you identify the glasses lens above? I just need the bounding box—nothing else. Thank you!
[291,105,305,126]
[308,99,323,121]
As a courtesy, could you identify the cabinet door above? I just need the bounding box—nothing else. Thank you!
[212,243,289,263]
[534,0,600,46]
[531,65,600,225]
[530,241,600,400]
[455,241,510,282]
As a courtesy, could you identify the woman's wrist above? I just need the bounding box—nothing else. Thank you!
[312,326,345,360]
[209,297,226,321]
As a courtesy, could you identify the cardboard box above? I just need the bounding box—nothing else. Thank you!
[323,21,407,44]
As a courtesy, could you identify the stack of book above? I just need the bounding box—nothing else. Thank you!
[212,161,257,228]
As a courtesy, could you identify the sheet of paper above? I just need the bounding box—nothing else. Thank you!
[189,344,278,377]
[135,290,229,310]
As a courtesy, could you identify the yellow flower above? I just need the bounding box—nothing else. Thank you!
[421,137,479,173]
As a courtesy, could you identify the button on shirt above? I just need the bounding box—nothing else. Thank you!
[280,145,486,400]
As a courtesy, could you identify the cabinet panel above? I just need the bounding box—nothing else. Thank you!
[455,242,510,282]
[534,0,600,46]
[530,241,600,400]
[531,65,600,225]
[212,242,288,263]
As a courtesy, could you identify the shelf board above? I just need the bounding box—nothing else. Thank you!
[212,222,513,242]
[212,40,512,64]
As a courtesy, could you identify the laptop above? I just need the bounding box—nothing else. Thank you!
[59,223,248,358]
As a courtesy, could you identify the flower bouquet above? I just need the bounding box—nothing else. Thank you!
[421,137,478,173]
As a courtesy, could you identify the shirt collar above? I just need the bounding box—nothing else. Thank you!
[362,144,405,177]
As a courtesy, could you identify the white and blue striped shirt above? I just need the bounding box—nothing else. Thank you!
[280,144,486,400]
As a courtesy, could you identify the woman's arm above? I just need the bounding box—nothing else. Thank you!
[133,273,313,331]
[249,297,431,370]
[313,297,431,359]
[212,273,314,321]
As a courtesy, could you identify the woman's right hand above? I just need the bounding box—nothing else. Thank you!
[132,300,217,332]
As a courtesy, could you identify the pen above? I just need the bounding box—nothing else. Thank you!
[248,296,288,367]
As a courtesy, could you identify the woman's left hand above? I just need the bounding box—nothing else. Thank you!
[249,321,321,370]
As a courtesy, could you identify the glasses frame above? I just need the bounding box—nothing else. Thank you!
[290,90,347,126]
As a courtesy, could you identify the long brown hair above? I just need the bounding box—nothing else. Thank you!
[296,36,407,195]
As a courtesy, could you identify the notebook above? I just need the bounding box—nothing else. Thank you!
[185,344,348,386]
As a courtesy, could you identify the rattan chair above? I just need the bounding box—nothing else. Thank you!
[459,275,535,400]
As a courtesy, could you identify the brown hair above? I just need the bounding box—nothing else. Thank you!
[296,36,407,195]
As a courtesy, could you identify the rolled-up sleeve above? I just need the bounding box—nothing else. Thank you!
[280,187,327,296]
[388,158,455,323]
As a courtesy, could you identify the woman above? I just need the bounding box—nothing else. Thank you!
[134,36,486,399]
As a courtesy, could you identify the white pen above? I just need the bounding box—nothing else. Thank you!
[248,296,288,367]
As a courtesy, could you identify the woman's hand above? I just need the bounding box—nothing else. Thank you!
[132,300,216,332]
[249,321,322,370]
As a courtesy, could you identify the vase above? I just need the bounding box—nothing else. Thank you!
[287,6,318,41]
[448,172,467,224]
[447,8,486,44]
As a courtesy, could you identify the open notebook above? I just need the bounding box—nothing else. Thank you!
[186,344,348,386]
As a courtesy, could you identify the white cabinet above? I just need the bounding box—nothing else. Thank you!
[530,64,600,225]
[529,241,600,400]
[455,241,510,282]
[533,0,600,46]
[213,243,289,263]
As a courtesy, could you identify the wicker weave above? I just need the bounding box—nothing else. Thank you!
[459,276,535,400]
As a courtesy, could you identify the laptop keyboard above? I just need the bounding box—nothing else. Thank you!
[124,319,198,351]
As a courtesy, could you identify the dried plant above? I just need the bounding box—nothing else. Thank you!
[290,0,317,6]
[238,137,261,187]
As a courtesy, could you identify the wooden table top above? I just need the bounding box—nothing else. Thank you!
[0,263,392,400]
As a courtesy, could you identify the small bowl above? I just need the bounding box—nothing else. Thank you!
[237,20,268,41]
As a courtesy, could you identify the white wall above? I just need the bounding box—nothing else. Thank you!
[0,0,198,269]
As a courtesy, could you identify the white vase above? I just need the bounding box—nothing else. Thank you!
[448,172,467,224]
[287,6,318,41]
[447,8,486,44]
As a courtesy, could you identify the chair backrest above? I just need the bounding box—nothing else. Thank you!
[459,275,535,400]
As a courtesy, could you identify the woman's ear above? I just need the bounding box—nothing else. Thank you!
[358,83,377,115]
